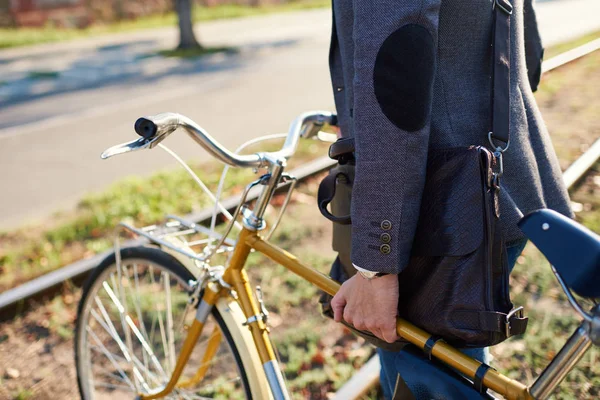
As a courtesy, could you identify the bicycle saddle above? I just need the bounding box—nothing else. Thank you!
[518,209,600,298]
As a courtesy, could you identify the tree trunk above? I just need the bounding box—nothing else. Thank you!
[175,0,201,49]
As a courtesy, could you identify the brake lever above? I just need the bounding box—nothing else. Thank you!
[101,137,153,159]
[101,117,178,159]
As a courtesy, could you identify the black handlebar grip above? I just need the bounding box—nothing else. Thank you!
[135,117,158,139]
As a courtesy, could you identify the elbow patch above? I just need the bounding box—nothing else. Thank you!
[373,24,436,132]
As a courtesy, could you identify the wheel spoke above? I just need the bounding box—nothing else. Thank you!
[150,266,172,374]
[77,252,249,399]
[131,263,152,385]
[91,303,154,391]
[94,381,137,391]
[156,294,171,374]
[92,310,163,388]
[102,280,167,377]
[110,268,140,390]
[164,270,177,375]
[95,365,135,386]
[86,326,136,390]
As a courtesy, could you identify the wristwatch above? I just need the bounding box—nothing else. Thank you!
[357,270,389,280]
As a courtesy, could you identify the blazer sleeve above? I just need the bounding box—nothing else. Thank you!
[350,0,441,274]
[523,0,544,92]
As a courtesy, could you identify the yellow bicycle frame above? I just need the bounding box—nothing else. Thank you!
[140,227,534,400]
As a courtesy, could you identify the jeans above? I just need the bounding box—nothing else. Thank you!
[379,240,528,400]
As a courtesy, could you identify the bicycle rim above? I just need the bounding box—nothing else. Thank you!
[75,246,251,400]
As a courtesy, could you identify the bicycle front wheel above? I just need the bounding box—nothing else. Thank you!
[75,246,251,400]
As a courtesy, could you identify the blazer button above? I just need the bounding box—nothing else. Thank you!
[381,220,392,230]
[380,233,391,243]
[380,244,391,255]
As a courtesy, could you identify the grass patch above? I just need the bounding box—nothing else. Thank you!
[0,0,329,49]
[26,70,61,80]
[13,388,34,400]
[535,40,600,170]
[0,138,329,292]
[544,30,600,59]
[157,46,236,59]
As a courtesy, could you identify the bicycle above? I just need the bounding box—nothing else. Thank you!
[74,111,600,400]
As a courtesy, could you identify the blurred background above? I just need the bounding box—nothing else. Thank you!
[0,0,599,399]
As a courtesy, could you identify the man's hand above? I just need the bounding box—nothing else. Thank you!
[331,274,399,343]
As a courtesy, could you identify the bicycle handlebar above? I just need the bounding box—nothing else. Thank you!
[127,111,337,168]
[135,113,264,168]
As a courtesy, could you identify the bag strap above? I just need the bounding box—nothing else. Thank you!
[489,0,512,150]
[451,308,528,338]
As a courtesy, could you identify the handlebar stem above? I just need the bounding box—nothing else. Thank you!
[243,158,287,231]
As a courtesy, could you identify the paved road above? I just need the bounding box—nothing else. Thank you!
[0,1,599,230]
[0,11,334,229]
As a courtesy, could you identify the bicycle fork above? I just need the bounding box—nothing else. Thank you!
[138,228,290,400]
[137,288,221,400]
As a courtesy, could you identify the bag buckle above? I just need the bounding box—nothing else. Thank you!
[488,131,510,154]
[505,306,524,337]
[488,131,507,179]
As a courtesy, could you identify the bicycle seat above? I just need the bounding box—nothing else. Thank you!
[518,209,600,298]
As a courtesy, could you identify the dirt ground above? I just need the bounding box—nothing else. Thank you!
[0,183,376,400]
[0,296,79,400]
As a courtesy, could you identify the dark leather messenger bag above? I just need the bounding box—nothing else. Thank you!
[319,0,528,349]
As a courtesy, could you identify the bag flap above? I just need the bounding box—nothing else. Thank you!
[412,147,488,257]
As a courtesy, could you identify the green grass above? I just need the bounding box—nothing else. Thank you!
[544,30,600,59]
[0,139,329,291]
[534,35,600,171]
[13,388,34,400]
[0,0,330,49]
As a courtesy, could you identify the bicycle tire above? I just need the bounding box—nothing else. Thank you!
[75,246,252,399]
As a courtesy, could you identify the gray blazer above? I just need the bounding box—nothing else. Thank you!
[329,0,572,274]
